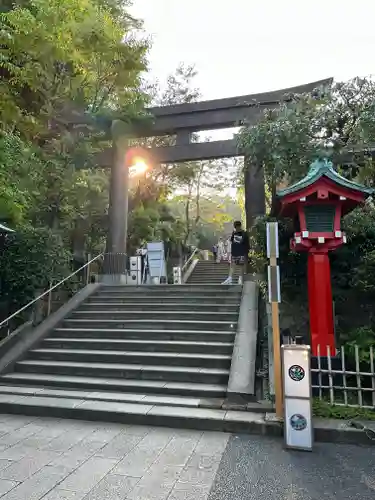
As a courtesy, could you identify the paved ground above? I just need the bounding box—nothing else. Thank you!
[0,413,229,499]
[0,413,373,499]
[209,434,375,500]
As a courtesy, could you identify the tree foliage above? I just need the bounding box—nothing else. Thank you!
[0,226,70,307]
[0,0,238,314]
[0,0,150,314]
[239,77,375,347]
[238,78,375,205]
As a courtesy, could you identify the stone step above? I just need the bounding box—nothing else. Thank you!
[0,385,209,408]
[93,292,241,301]
[62,319,237,332]
[187,279,233,283]
[189,270,236,275]
[29,348,232,369]
[188,281,242,285]
[42,338,234,355]
[0,373,227,397]
[194,260,229,271]
[98,285,241,293]
[87,295,241,304]
[52,328,236,342]
[81,302,240,312]
[15,360,230,384]
[0,391,272,434]
[188,275,231,279]
[190,270,233,275]
[187,276,231,279]
[70,310,239,322]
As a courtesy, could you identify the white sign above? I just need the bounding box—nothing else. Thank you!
[283,348,310,398]
[284,398,313,450]
[266,222,279,259]
[282,345,313,451]
[267,265,281,303]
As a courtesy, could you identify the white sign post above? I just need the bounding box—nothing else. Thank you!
[173,266,182,285]
[282,344,313,451]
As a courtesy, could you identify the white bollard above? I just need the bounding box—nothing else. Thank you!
[282,344,313,451]
[173,267,182,284]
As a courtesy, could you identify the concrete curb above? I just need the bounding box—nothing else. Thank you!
[0,399,372,445]
[227,281,258,398]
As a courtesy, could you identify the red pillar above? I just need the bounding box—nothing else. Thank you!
[307,252,336,356]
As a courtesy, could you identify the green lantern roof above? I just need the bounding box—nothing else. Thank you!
[277,158,374,198]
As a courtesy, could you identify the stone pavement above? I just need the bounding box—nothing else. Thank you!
[0,413,374,500]
[0,413,229,500]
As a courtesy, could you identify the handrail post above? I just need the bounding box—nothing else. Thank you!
[47,281,52,317]
[86,253,92,285]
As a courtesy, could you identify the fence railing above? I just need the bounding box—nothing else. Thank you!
[0,253,103,339]
[312,344,375,409]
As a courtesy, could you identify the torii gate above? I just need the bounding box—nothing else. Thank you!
[96,78,332,263]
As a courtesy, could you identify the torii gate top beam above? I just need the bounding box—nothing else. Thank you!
[96,78,332,166]
[142,78,332,137]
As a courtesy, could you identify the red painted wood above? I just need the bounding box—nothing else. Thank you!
[307,252,336,356]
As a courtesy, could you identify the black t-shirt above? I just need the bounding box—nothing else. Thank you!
[230,230,249,257]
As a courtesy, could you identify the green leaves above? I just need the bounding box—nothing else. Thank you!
[238,77,375,193]
[0,225,70,308]
[0,0,150,308]
[0,0,149,137]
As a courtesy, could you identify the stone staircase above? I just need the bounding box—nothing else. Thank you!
[187,260,240,284]
[0,284,269,431]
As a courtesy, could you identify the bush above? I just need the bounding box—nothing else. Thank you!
[0,225,71,311]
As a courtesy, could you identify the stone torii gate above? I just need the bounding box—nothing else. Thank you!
[99,78,332,261]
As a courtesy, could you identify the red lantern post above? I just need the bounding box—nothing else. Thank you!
[275,159,373,356]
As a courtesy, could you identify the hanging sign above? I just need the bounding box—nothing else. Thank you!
[282,344,313,451]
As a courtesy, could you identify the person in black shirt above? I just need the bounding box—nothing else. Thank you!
[222,221,249,285]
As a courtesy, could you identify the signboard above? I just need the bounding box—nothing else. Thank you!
[147,241,167,282]
[266,222,279,259]
[267,265,281,303]
[282,344,313,451]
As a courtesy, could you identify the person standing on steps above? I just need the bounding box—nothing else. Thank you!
[217,237,225,263]
[212,243,218,262]
[222,220,249,285]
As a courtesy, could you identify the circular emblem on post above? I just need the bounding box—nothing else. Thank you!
[290,414,307,431]
[288,364,305,381]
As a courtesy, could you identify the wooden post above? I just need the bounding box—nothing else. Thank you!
[271,274,283,418]
[266,223,283,419]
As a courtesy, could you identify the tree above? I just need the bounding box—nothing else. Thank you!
[0,0,149,241]
[238,77,375,348]
[144,64,241,245]
[238,78,375,207]
[0,0,150,311]
[0,0,148,138]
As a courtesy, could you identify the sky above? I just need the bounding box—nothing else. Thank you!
[130,0,375,101]
[129,0,375,197]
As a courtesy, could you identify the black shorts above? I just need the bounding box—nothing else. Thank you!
[231,255,245,265]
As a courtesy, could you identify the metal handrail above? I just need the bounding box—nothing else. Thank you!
[182,247,199,272]
[0,253,103,330]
